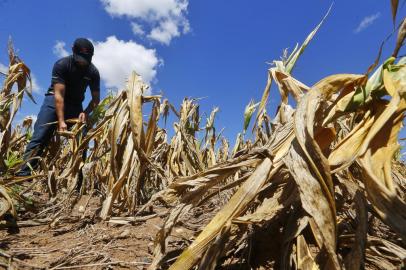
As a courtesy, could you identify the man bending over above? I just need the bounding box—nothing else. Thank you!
[17,38,100,176]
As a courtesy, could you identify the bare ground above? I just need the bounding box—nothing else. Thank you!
[0,194,169,270]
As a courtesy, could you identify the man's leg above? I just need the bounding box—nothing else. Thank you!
[17,95,57,176]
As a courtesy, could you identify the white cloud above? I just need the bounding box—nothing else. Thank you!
[0,63,7,88]
[101,0,187,20]
[30,74,41,94]
[100,0,190,45]
[92,36,160,90]
[53,41,69,57]
[131,22,145,36]
[0,62,7,74]
[354,12,381,33]
[148,19,180,45]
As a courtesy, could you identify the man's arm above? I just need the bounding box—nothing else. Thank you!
[54,83,67,132]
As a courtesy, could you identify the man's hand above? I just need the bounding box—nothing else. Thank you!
[78,112,87,123]
[58,121,68,132]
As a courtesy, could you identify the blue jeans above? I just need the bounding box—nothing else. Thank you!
[20,94,83,174]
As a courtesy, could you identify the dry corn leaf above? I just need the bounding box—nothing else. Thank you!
[393,17,406,57]
[358,109,406,240]
[391,0,399,26]
[169,158,274,270]
[0,185,15,218]
[343,191,367,270]
[127,71,144,150]
[296,235,319,270]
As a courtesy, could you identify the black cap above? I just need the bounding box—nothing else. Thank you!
[72,38,94,65]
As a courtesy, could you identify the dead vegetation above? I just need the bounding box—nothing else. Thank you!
[1,4,406,270]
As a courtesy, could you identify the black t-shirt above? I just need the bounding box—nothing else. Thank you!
[47,55,100,105]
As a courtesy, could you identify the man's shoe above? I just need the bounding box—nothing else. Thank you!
[15,170,31,177]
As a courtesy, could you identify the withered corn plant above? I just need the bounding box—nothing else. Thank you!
[142,10,406,270]
[0,3,405,270]
[24,73,229,222]
[0,40,34,219]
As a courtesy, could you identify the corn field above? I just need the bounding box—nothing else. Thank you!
[1,5,406,270]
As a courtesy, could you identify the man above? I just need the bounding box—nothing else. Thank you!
[17,38,100,176]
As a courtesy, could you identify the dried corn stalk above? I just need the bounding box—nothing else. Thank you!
[144,11,406,270]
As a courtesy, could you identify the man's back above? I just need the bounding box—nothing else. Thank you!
[47,55,100,105]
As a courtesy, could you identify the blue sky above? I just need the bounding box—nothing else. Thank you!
[0,0,404,148]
